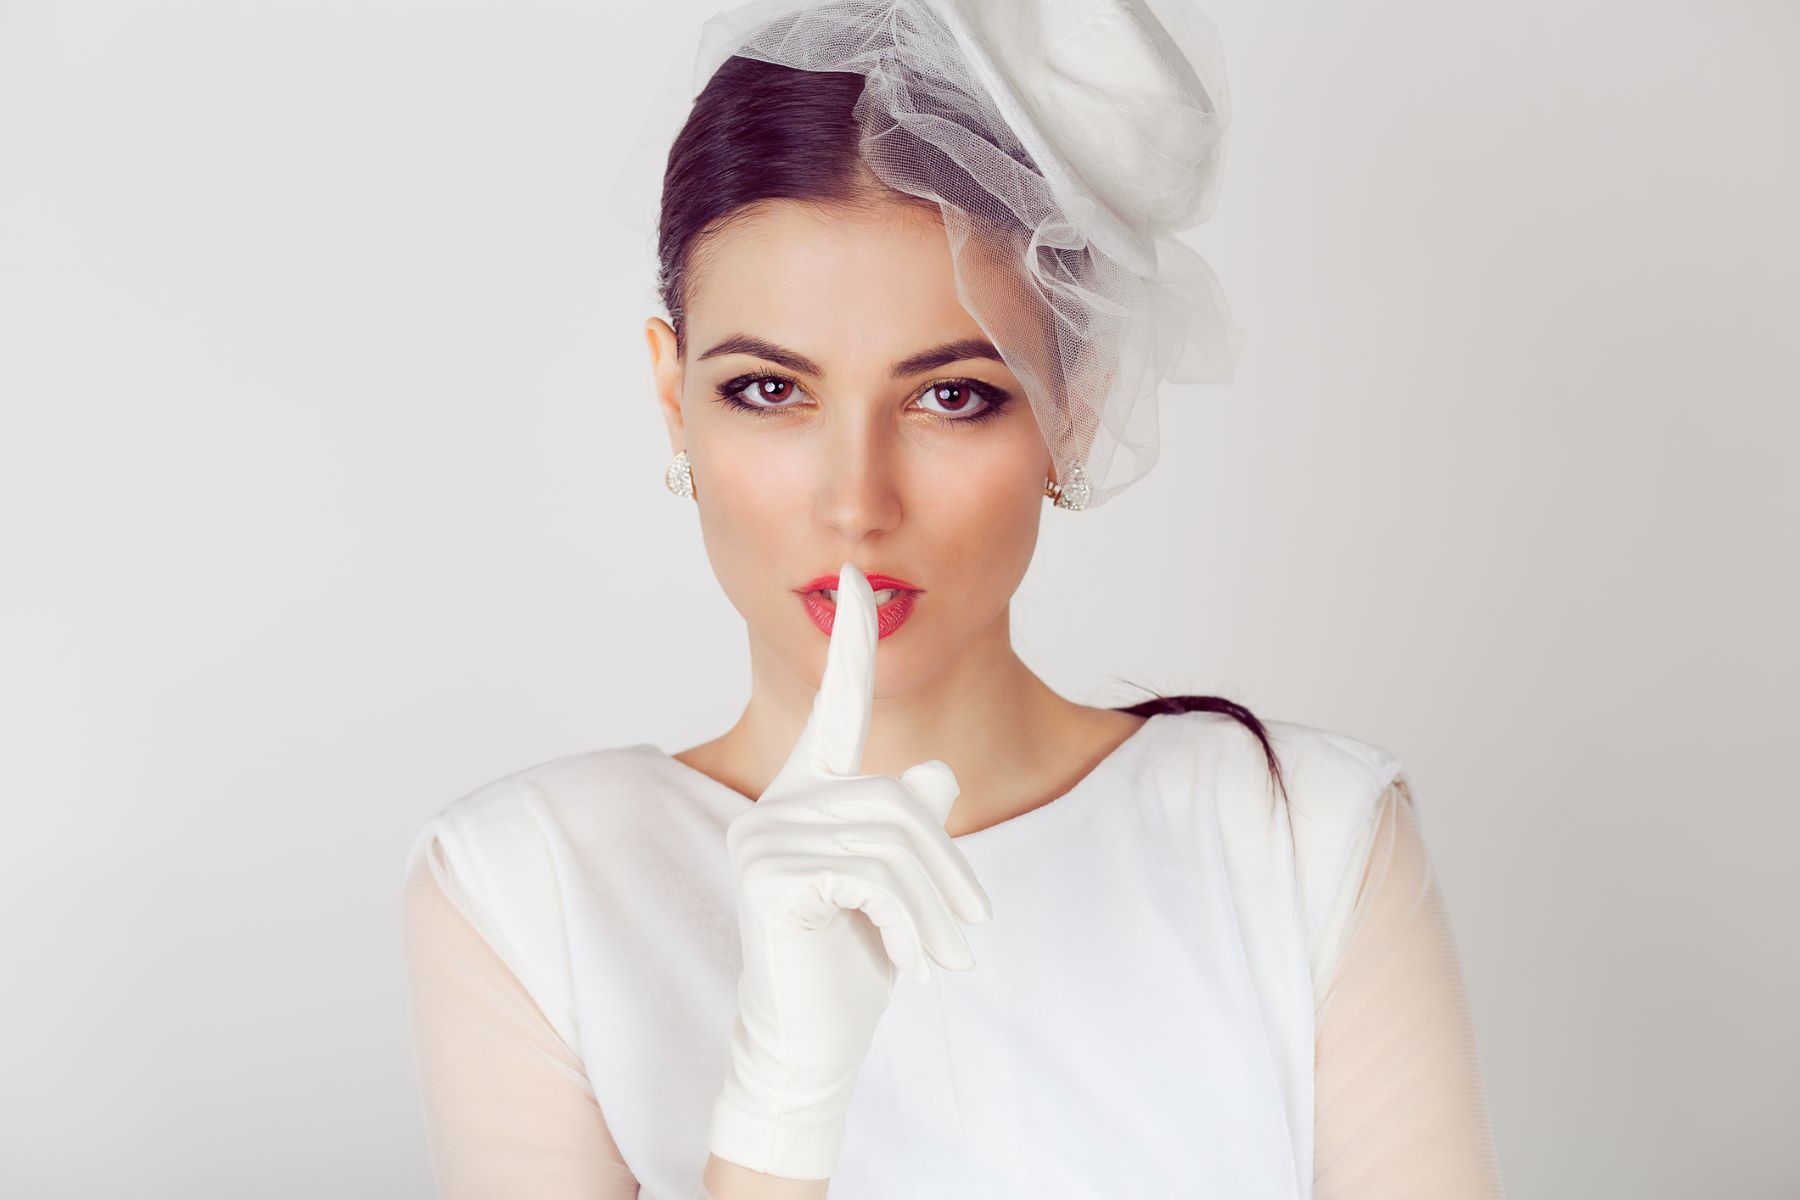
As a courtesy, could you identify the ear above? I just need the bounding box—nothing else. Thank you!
[644,317,684,452]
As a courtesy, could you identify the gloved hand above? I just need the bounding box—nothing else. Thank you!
[706,560,994,1181]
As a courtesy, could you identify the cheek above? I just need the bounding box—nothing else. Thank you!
[685,432,809,619]
[909,434,1044,594]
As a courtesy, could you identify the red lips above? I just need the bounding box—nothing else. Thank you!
[794,572,924,639]
[795,572,924,594]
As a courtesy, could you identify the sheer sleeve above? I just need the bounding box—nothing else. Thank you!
[401,835,643,1198]
[1312,776,1506,1198]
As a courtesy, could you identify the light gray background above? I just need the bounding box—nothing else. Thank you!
[2,1,1794,1196]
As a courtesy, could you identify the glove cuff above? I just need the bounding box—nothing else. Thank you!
[707,1091,844,1181]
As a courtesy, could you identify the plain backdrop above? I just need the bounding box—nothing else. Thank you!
[2,1,1795,1196]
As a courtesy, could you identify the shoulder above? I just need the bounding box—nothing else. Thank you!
[405,742,681,907]
[1262,717,1407,823]
[1139,708,1407,817]
[1144,709,1411,946]
[407,742,685,870]
[400,744,665,1052]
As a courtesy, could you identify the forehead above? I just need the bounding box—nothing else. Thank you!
[687,200,1000,372]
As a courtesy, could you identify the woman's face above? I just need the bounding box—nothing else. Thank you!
[645,199,1052,698]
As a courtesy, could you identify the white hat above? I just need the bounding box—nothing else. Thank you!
[689,0,1244,509]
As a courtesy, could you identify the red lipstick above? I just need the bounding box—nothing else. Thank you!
[794,572,924,639]
[797,572,923,594]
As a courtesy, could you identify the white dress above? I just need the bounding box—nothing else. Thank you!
[400,710,1505,1199]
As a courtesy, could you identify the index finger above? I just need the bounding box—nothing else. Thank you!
[806,558,878,777]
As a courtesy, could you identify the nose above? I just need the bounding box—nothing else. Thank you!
[812,416,903,542]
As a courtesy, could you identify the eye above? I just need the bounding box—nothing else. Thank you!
[713,373,806,418]
[915,379,1002,421]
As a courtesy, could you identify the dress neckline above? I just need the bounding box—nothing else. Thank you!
[632,710,1168,845]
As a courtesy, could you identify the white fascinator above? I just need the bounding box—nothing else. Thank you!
[687,0,1243,510]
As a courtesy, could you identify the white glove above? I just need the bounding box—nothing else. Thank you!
[706,560,994,1181]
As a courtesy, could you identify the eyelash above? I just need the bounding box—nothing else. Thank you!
[712,371,1013,426]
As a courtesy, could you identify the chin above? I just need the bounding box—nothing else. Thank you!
[781,606,930,694]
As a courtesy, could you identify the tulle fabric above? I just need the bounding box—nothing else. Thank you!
[400,837,657,1198]
[1312,776,1507,1198]
[400,778,1502,1197]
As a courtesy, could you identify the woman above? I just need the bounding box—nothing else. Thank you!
[401,1,1506,1197]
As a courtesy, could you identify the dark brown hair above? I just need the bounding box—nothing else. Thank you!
[656,55,1289,804]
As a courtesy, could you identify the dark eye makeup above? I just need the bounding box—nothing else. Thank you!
[711,370,1014,427]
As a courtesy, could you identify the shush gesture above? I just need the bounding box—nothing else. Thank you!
[706,560,994,1181]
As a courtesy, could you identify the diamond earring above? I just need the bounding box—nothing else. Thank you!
[664,449,696,500]
[1043,463,1090,511]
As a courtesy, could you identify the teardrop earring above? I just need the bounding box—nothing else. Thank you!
[664,449,696,500]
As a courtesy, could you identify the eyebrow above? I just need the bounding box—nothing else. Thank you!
[695,334,1007,380]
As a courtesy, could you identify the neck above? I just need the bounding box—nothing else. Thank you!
[702,605,1106,833]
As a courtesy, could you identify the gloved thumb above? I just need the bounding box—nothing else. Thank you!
[899,759,960,826]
